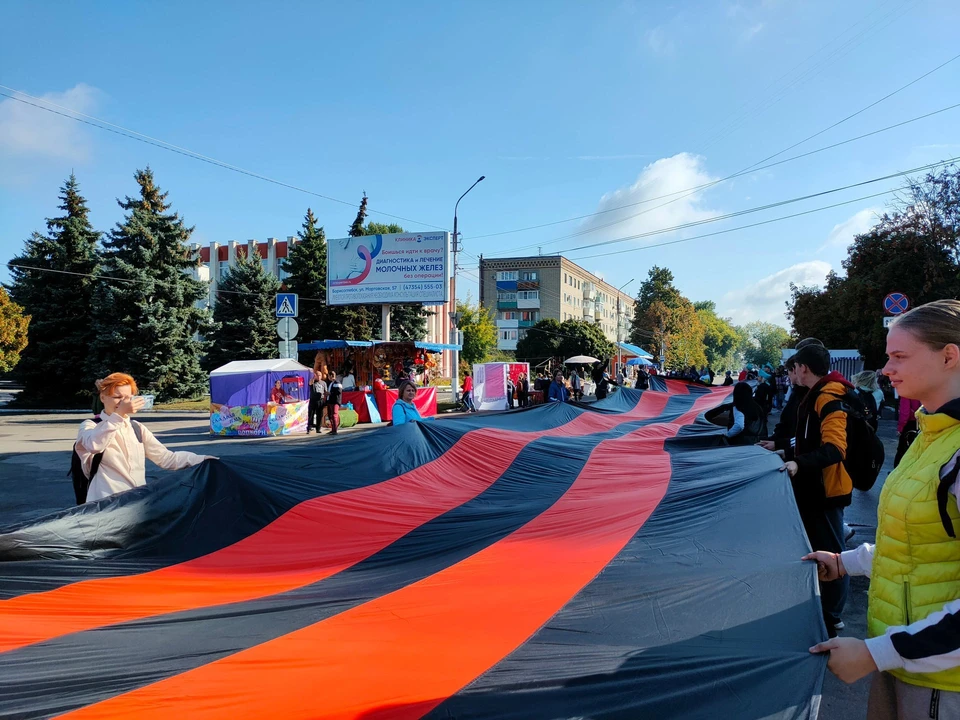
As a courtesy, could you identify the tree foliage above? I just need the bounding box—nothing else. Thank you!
[629,266,706,368]
[694,300,745,370]
[516,318,614,364]
[88,168,212,401]
[742,321,791,367]
[206,246,281,370]
[281,208,328,343]
[0,287,29,373]
[787,166,960,367]
[457,297,497,366]
[6,174,101,404]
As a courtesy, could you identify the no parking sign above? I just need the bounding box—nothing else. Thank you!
[883,292,909,315]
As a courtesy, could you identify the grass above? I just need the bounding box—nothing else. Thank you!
[155,398,210,411]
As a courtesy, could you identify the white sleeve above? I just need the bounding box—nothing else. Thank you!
[140,424,208,471]
[866,597,960,674]
[725,408,745,438]
[76,412,125,453]
[840,543,874,578]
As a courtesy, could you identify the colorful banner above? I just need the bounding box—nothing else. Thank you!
[209,401,308,436]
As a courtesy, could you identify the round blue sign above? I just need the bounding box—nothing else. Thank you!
[884,292,909,315]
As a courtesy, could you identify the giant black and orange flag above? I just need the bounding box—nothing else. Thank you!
[0,381,827,719]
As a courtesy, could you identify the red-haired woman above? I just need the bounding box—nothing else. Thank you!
[75,373,216,502]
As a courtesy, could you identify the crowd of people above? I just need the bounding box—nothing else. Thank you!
[67,299,960,717]
[717,300,960,718]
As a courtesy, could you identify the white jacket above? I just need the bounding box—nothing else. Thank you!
[76,411,207,502]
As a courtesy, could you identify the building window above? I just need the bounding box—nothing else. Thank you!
[500,311,517,320]
[521,311,538,322]
[498,292,517,302]
[520,271,538,281]
[218,260,229,280]
[517,290,539,300]
[500,330,518,341]
[497,271,518,281]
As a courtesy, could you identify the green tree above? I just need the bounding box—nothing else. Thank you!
[88,168,212,401]
[694,300,745,370]
[787,166,960,367]
[457,297,497,366]
[629,265,684,351]
[206,246,282,370]
[0,287,29,373]
[742,321,791,367]
[516,318,613,364]
[282,208,328,343]
[515,318,561,364]
[6,174,101,405]
[648,298,706,369]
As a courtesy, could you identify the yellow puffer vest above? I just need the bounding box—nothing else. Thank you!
[869,408,960,690]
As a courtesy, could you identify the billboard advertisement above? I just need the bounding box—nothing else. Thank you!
[327,231,449,306]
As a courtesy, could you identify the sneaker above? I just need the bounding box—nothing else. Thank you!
[833,621,845,632]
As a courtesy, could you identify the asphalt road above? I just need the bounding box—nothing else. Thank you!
[0,400,898,719]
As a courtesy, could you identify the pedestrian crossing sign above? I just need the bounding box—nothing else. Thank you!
[276,293,298,318]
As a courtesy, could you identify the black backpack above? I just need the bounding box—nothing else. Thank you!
[69,416,143,504]
[819,391,885,492]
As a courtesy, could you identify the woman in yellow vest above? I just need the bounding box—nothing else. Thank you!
[804,299,960,718]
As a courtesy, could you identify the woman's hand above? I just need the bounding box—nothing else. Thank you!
[810,637,877,683]
[802,551,845,581]
[780,460,799,477]
[117,395,145,416]
[757,440,776,451]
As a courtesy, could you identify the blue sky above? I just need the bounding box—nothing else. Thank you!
[2,0,958,327]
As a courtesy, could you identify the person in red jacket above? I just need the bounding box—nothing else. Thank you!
[461,372,475,412]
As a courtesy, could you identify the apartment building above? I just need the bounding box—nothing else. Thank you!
[189,238,453,375]
[478,256,636,351]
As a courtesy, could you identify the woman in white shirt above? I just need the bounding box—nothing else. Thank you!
[75,373,215,503]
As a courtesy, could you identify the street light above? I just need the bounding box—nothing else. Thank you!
[450,176,485,399]
[616,278,635,377]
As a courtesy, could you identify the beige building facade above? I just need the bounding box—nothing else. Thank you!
[478,256,635,351]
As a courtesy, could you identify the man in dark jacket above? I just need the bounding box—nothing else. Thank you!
[781,343,853,635]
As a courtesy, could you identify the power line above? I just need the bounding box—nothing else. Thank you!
[0,87,447,232]
[569,188,896,262]
[548,156,959,256]
[474,51,960,247]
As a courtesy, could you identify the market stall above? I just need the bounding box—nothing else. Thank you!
[209,359,312,436]
[297,339,458,423]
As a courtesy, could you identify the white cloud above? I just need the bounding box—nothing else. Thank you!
[645,26,675,56]
[577,152,720,243]
[742,22,764,40]
[0,84,100,162]
[819,207,879,252]
[721,260,832,327]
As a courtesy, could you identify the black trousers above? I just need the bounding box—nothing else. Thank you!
[800,504,849,633]
[308,397,323,431]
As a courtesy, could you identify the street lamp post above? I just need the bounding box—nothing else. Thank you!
[450,176,485,400]
[616,278,635,378]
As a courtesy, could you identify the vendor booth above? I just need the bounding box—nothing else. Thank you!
[209,359,313,436]
[297,339,453,422]
[473,362,530,411]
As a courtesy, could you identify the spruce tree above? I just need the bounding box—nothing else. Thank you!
[6,174,101,406]
[282,209,328,343]
[88,168,212,401]
[206,246,281,370]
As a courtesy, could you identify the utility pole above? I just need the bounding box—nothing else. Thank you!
[450,176,485,398]
[616,278,634,377]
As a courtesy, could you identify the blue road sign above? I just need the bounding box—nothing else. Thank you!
[883,292,909,315]
[276,293,298,318]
